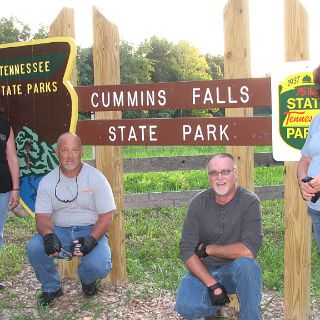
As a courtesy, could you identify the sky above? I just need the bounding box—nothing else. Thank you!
[2,0,319,76]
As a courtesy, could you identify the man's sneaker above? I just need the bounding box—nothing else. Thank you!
[37,287,63,306]
[81,281,97,296]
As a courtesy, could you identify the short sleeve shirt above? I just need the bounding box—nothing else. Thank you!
[35,162,116,227]
[301,114,320,210]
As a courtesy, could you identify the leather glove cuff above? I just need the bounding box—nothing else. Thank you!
[195,242,208,259]
[207,282,230,306]
[43,232,61,255]
[77,235,98,255]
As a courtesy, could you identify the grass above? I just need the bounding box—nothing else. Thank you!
[1,145,318,317]
[82,145,272,159]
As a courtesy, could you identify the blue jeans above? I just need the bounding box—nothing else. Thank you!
[27,225,112,293]
[308,207,320,250]
[175,257,262,320]
[0,192,10,250]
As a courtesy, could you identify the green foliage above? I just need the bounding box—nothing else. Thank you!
[32,25,49,40]
[140,36,214,119]
[142,36,176,83]
[170,41,211,81]
[124,164,283,194]
[121,145,270,159]
[205,54,224,79]
[258,200,285,291]
[255,166,284,185]
[122,145,225,158]
[0,216,35,278]
[0,17,31,43]
[120,40,154,119]
[77,46,93,86]
[126,207,186,291]
[124,170,209,193]
[120,40,154,84]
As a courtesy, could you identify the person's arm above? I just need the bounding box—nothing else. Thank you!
[186,248,230,304]
[35,213,62,257]
[35,213,54,236]
[185,255,218,287]
[206,242,254,259]
[297,155,317,201]
[198,194,262,260]
[180,198,219,287]
[6,127,19,209]
[90,211,113,240]
[297,155,311,181]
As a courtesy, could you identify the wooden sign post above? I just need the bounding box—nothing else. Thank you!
[283,1,311,319]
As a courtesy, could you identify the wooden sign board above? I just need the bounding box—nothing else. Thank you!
[75,77,271,111]
[77,116,271,146]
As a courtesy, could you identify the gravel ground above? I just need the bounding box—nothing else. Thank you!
[1,264,320,319]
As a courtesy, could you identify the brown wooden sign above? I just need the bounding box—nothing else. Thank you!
[76,116,271,146]
[75,77,271,112]
[0,37,78,216]
[1,39,78,144]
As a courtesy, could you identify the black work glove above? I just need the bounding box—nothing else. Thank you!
[207,283,230,306]
[76,235,98,255]
[195,242,208,259]
[43,232,61,256]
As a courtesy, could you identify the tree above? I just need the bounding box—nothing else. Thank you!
[32,24,49,40]
[141,36,176,83]
[0,16,31,43]
[205,54,224,79]
[120,41,154,119]
[77,46,94,86]
[140,37,213,118]
[120,40,153,85]
[171,41,211,81]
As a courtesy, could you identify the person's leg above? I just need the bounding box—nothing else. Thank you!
[175,271,220,319]
[27,233,61,292]
[308,207,320,251]
[0,192,11,249]
[74,226,112,284]
[217,257,262,320]
[26,226,73,292]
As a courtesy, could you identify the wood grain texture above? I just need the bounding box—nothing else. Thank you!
[284,1,311,319]
[92,6,128,285]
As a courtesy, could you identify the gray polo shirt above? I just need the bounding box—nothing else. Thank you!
[35,162,116,227]
[179,186,263,268]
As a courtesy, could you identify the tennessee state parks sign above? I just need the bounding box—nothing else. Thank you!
[272,61,320,161]
[0,37,78,216]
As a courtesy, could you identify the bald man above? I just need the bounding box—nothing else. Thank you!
[27,132,116,306]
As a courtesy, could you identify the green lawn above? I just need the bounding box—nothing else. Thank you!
[2,146,319,315]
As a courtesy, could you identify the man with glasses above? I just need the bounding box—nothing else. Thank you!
[175,153,263,320]
[27,132,116,306]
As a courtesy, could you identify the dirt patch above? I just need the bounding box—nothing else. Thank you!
[0,263,319,319]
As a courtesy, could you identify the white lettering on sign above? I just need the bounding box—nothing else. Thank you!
[192,86,249,105]
[182,124,229,141]
[91,90,166,108]
[108,125,158,142]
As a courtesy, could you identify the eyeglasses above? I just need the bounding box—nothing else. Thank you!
[55,168,79,203]
[208,168,235,177]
